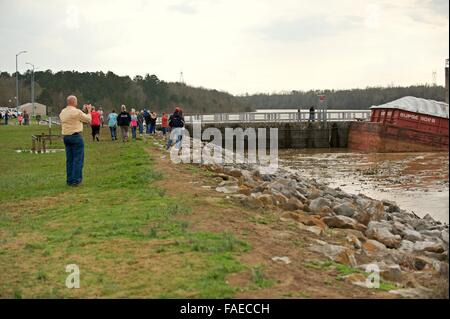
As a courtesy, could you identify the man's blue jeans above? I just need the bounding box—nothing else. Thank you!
[146,122,151,134]
[166,127,184,149]
[138,123,143,134]
[150,123,156,134]
[109,126,117,140]
[63,134,84,185]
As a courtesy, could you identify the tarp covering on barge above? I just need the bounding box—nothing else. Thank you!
[370,96,449,119]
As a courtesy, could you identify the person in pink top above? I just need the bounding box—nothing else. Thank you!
[130,108,138,140]
[90,106,101,141]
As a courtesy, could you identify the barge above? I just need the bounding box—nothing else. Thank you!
[348,96,449,152]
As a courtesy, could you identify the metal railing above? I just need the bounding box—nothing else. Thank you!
[183,110,371,124]
[48,110,371,126]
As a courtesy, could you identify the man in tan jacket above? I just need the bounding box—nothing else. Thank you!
[59,95,92,186]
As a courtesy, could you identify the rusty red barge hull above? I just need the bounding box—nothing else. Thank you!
[348,108,449,152]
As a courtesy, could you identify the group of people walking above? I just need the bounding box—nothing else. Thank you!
[99,106,173,142]
[59,94,185,187]
[0,110,30,125]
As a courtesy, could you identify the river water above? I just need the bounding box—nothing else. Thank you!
[279,150,449,223]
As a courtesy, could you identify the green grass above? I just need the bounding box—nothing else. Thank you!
[250,265,273,289]
[0,125,251,298]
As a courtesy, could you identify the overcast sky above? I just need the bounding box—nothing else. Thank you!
[0,0,448,94]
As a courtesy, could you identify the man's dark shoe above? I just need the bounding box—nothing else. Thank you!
[70,182,82,187]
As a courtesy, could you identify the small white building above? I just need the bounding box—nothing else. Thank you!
[18,102,47,116]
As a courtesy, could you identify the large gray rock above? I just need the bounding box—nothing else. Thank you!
[282,196,304,211]
[353,198,386,225]
[422,213,436,223]
[216,183,239,194]
[402,229,423,242]
[413,256,430,271]
[380,264,403,282]
[399,240,415,252]
[267,180,295,199]
[309,243,357,267]
[366,221,402,248]
[309,197,332,214]
[224,167,243,178]
[353,210,371,226]
[322,215,367,232]
[419,229,442,239]
[366,200,386,221]
[410,219,433,232]
[355,196,371,209]
[413,240,446,254]
[323,186,339,197]
[333,203,356,217]
[392,221,408,235]
[382,199,400,213]
[239,169,259,187]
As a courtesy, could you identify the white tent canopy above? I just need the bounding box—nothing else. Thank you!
[18,102,47,116]
[370,96,449,119]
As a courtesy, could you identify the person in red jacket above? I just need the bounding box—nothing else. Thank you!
[90,106,101,141]
[161,112,169,135]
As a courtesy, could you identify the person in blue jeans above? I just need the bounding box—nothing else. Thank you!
[63,134,85,186]
[108,109,118,140]
[149,112,157,134]
[144,110,151,134]
[137,111,144,135]
[130,109,138,140]
[166,107,185,150]
[59,95,92,186]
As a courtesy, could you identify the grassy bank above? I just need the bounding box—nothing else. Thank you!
[0,125,249,298]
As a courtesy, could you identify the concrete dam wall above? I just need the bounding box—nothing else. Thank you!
[184,122,352,149]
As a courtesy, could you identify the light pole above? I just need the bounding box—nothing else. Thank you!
[26,62,35,116]
[15,50,27,109]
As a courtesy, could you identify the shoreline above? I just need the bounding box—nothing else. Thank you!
[170,136,449,298]
[277,149,449,223]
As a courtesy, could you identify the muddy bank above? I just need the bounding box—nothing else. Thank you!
[279,149,449,223]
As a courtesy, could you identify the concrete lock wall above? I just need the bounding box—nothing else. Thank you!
[184,122,351,149]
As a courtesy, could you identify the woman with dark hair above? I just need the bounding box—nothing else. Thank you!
[90,106,101,141]
[166,106,185,150]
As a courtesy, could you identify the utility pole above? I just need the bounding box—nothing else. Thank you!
[15,50,27,109]
[179,70,185,84]
[26,62,35,116]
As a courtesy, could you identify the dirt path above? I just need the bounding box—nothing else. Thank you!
[147,143,394,298]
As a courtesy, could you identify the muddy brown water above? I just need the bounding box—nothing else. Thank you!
[279,149,449,223]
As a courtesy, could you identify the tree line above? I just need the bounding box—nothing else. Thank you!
[237,85,446,110]
[0,70,248,115]
[0,70,446,115]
